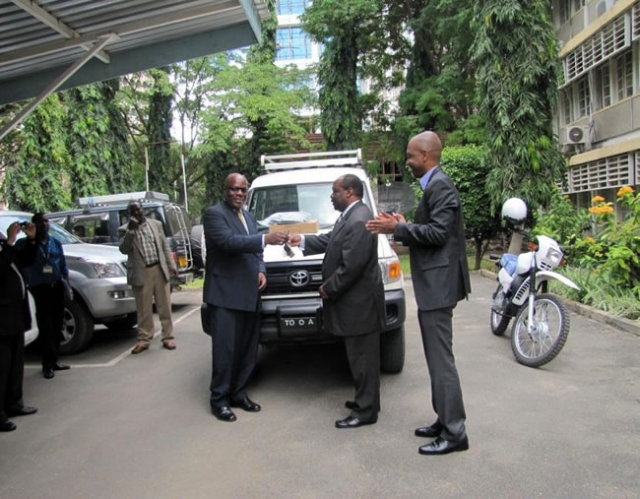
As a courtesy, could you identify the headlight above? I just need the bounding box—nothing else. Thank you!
[545,247,563,266]
[83,260,125,278]
[379,257,402,285]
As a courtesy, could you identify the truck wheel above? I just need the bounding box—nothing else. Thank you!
[104,313,137,331]
[59,299,95,355]
[380,326,405,374]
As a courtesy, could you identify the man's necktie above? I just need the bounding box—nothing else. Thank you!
[237,209,248,233]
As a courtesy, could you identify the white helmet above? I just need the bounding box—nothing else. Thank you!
[501,197,527,224]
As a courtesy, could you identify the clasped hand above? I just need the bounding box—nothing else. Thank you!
[264,231,289,245]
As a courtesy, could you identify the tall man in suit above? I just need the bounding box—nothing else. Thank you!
[367,131,471,455]
[289,174,386,429]
[0,222,38,431]
[119,201,178,355]
[203,173,289,422]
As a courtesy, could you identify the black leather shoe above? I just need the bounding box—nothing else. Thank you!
[345,400,358,410]
[415,422,443,438]
[43,368,55,379]
[335,416,376,429]
[212,406,237,422]
[230,397,261,412]
[53,363,70,371]
[419,435,469,456]
[7,406,38,417]
[0,420,17,432]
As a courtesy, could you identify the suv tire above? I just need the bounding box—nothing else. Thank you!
[60,299,95,355]
[380,326,405,374]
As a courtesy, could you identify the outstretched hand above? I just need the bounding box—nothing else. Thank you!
[265,231,289,245]
[287,234,302,247]
[366,212,404,234]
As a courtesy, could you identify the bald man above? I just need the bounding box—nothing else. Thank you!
[367,131,471,455]
[202,173,288,422]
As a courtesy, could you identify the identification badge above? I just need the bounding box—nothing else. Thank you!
[43,265,53,274]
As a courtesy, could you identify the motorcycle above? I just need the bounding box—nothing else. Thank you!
[490,234,580,368]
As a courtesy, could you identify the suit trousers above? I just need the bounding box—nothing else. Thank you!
[208,306,259,408]
[132,265,173,345]
[0,332,25,421]
[30,281,64,369]
[344,332,380,423]
[418,307,466,441]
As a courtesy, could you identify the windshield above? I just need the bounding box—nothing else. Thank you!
[248,183,341,230]
[0,213,82,245]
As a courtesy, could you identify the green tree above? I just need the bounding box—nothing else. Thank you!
[473,0,565,212]
[147,67,175,195]
[302,0,380,149]
[2,96,73,212]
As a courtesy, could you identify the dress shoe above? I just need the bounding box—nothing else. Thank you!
[345,400,358,410]
[162,340,176,350]
[131,343,149,355]
[43,368,55,379]
[418,435,469,456]
[335,416,376,429]
[53,363,70,371]
[7,406,38,417]
[0,420,17,432]
[230,397,261,412]
[415,422,443,438]
[212,406,237,422]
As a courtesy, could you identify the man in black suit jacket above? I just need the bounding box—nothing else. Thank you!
[367,131,471,455]
[202,173,289,422]
[289,174,386,428]
[0,222,38,432]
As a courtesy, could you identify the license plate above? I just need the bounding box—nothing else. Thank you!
[279,316,318,333]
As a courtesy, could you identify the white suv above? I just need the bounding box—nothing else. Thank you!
[246,150,406,373]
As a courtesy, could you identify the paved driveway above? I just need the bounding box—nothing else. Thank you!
[1,273,638,498]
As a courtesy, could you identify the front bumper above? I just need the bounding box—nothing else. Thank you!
[75,276,136,319]
[258,288,406,345]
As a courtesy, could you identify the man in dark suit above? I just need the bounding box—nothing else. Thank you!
[119,201,178,355]
[289,174,386,429]
[203,173,289,422]
[367,131,471,455]
[0,222,38,432]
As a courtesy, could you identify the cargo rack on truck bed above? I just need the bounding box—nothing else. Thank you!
[260,149,362,172]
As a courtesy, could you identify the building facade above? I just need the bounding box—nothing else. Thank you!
[555,0,640,209]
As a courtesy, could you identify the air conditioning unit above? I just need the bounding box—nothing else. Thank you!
[566,126,588,145]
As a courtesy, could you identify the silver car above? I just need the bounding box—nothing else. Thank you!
[0,212,137,355]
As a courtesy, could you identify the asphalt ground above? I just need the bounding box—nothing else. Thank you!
[1,273,638,499]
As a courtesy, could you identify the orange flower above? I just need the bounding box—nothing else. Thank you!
[591,195,605,204]
[584,237,596,244]
[617,186,634,197]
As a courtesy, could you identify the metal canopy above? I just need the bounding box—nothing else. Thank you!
[0,0,270,106]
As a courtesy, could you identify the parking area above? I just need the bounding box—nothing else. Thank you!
[2,274,639,499]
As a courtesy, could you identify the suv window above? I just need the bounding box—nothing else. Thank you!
[68,213,110,243]
[248,182,370,229]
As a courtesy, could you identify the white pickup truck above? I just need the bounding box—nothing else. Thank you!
[246,150,406,373]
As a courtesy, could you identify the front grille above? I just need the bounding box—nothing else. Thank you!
[264,262,323,295]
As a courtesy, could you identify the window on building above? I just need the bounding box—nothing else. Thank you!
[573,0,586,12]
[276,27,312,60]
[595,63,612,109]
[559,0,571,25]
[277,0,309,15]
[616,51,633,100]
[577,77,591,117]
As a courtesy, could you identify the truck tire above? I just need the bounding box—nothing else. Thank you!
[104,313,138,331]
[59,299,95,355]
[380,326,405,374]
[190,224,206,269]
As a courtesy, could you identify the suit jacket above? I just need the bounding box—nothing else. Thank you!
[118,218,176,287]
[202,201,266,312]
[0,238,37,336]
[304,201,386,337]
[394,166,471,311]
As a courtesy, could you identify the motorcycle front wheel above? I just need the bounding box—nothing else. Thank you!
[510,293,570,368]
[490,284,511,336]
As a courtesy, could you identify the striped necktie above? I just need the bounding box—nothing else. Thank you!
[237,209,248,233]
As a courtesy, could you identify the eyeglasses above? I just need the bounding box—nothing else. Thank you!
[226,187,248,193]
